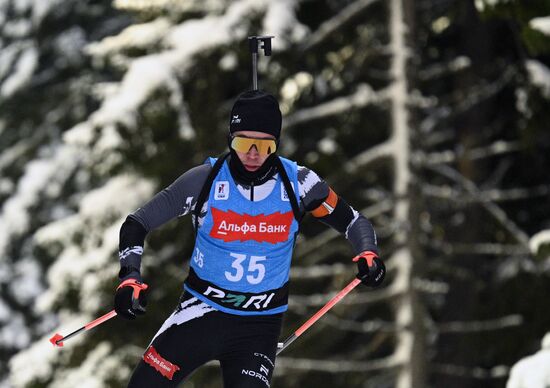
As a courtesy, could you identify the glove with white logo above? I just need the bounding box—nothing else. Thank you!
[114,278,148,320]
[353,251,385,287]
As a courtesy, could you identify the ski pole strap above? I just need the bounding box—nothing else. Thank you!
[117,278,148,300]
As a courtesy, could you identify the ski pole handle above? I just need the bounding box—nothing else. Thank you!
[117,278,149,311]
[277,278,361,355]
[50,280,148,347]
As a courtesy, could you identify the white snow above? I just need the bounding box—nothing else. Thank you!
[8,0,64,27]
[0,261,10,284]
[9,258,43,305]
[2,1,307,386]
[85,18,172,60]
[93,124,124,155]
[10,176,149,382]
[529,229,550,255]
[10,337,59,386]
[0,43,24,80]
[2,19,32,38]
[63,122,95,147]
[114,0,225,14]
[0,299,9,322]
[431,16,450,34]
[49,342,132,388]
[0,313,30,349]
[46,342,131,388]
[11,322,132,387]
[0,146,79,258]
[263,0,308,49]
[280,72,313,113]
[31,0,64,26]
[474,0,506,12]
[0,43,38,97]
[9,315,87,386]
[70,0,309,153]
[36,175,154,313]
[54,27,87,65]
[76,0,308,153]
[165,4,252,57]
[515,87,530,117]
[525,60,550,98]
[33,215,82,254]
[12,0,33,14]
[318,137,338,154]
[506,333,550,388]
[0,0,7,27]
[98,57,181,129]
[79,174,154,222]
[529,17,550,37]
[0,179,14,195]
[219,52,238,71]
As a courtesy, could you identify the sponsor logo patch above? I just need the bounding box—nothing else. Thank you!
[204,286,276,310]
[242,368,270,387]
[209,208,293,243]
[215,181,230,200]
[143,346,180,380]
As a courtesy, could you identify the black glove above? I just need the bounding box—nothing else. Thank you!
[114,278,148,320]
[353,251,385,287]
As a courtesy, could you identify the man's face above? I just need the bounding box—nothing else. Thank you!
[232,130,276,172]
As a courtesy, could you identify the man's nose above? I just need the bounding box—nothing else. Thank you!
[247,145,259,157]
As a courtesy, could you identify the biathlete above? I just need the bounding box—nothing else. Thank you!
[114,90,386,387]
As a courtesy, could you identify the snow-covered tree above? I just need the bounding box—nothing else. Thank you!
[2,0,550,387]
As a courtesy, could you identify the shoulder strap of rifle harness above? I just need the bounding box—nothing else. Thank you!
[193,154,303,235]
[193,152,230,235]
[274,156,303,223]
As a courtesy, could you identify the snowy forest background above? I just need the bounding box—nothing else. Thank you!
[1,0,550,387]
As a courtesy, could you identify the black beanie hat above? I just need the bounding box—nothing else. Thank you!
[229,90,282,139]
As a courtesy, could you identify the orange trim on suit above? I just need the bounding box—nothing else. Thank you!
[311,188,338,218]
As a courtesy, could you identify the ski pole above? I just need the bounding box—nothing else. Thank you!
[50,280,148,347]
[49,309,117,347]
[248,35,274,90]
[277,277,362,355]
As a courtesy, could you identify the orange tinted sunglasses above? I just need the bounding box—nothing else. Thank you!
[230,136,277,156]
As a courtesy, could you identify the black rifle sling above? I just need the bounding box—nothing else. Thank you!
[275,156,303,223]
[193,152,230,235]
[193,154,302,236]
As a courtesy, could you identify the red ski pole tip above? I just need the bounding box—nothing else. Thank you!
[49,333,64,347]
